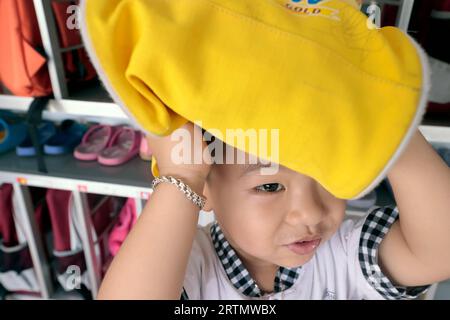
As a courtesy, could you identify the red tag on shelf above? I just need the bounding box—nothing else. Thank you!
[17,177,27,185]
[78,185,88,192]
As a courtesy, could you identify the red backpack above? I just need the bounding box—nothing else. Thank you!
[0,0,96,97]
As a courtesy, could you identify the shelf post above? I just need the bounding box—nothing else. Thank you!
[134,198,146,218]
[12,183,54,299]
[397,0,415,31]
[72,191,101,298]
[33,0,69,99]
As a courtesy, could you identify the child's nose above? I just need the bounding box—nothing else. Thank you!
[284,181,327,227]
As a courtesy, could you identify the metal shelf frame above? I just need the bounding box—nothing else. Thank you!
[33,0,69,99]
[11,183,54,299]
[71,191,100,298]
[1,175,151,298]
[397,0,415,32]
[0,153,153,298]
[0,172,153,200]
[0,94,129,123]
[362,0,415,31]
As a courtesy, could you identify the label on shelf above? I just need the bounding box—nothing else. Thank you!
[16,177,27,185]
[77,185,88,192]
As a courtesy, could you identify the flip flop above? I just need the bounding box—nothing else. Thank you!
[97,127,141,166]
[44,120,88,155]
[0,111,28,154]
[73,125,117,161]
[16,121,56,157]
[139,134,153,161]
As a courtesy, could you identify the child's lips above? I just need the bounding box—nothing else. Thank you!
[285,238,321,255]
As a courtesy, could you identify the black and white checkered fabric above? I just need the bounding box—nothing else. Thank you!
[210,222,301,297]
[181,222,301,300]
[359,206,430,300]
[181,205,431,300]
[181,288,189,300]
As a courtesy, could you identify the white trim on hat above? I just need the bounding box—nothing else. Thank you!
[350,32,431,200]
[78,0,153,137]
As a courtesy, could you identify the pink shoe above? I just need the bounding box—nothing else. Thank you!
[74,125,117,161]
[139,134,152,161]
[97,127,141,166]
[108,198,137,256]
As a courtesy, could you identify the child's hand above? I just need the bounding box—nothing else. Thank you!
[99,122,212,299]
[146,122,212,191]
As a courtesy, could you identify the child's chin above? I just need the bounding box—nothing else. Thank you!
[277,255,314,269]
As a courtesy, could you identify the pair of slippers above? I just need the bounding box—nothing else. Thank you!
[17,120,87,156]
[0,111,143,166]
[74,125,142,166]
[0,111,86,156]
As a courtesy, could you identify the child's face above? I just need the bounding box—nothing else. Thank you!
[203,147,347,269]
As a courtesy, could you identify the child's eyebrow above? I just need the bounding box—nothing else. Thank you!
[240,163,274,177]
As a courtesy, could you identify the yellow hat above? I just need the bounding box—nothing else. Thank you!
[80,0,429,200]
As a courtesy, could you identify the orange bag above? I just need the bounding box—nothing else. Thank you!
[0,0,52,96]
[0,0,97,97]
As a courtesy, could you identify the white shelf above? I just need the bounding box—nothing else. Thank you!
[420,125,450,144]
[0,150,153,200]
[0,94,129,123]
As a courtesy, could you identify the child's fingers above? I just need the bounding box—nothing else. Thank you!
[146,122,212,180]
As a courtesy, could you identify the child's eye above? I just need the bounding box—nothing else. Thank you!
[254,183,284,193]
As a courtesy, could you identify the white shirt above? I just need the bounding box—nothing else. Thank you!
[183,206,429,300]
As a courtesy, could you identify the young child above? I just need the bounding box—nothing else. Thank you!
[96,122,450,300]
[78,0,450,300]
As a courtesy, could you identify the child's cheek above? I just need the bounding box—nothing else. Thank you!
[239,216,280,252]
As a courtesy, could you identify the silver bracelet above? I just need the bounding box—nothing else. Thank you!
[151,176,206,210]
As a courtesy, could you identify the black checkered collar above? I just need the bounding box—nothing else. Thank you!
[210,221,301,298]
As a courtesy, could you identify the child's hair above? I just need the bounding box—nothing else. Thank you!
[202,128,215,182]
[202,128,219,159]
[202,128,214,145]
